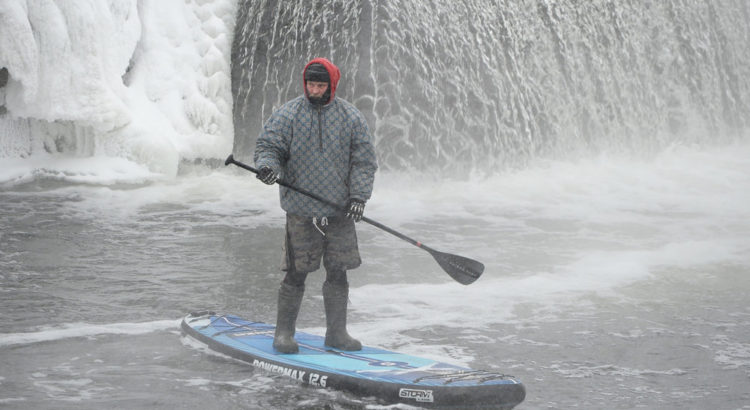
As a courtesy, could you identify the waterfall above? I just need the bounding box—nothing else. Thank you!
[232,0,750,172]
[2,0,749,178]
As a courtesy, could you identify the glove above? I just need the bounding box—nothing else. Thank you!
[256,166,278,185]
[345,198,365,222]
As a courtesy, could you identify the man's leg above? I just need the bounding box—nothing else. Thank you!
[273,276,305,354]
[273,218,316,354]
[323,268,362,351]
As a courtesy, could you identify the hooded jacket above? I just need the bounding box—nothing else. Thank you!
[253,58,378,218]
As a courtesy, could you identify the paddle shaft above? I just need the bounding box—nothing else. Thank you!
[226,155,434,253]
[226,154,484,285]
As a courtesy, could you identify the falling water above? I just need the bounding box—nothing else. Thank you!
[232,0,750,172]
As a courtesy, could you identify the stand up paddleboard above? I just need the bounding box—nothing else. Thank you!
[182,312,525,409]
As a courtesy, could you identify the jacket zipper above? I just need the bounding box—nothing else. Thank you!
[316,106,323,151]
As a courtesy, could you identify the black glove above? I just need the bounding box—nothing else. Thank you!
[345,198,365,222]
[256,166,277,185]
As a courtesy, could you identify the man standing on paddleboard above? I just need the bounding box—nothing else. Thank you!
[253,58,378,354]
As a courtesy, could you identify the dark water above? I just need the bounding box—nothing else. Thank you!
[2,151,750,409]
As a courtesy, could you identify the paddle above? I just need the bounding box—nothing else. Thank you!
[224,154,484,285]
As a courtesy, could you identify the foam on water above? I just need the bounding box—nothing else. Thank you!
[4,143,746,326]
[340,141,750,365]
[713,334,750,376]
[0,154,161,187]
[0,319,179,347]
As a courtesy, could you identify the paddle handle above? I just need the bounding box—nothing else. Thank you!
[226,154,347,211]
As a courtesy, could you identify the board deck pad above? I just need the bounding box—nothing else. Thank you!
[182,312,525,409]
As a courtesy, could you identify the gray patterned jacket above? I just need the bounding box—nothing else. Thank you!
[253,94,378,218]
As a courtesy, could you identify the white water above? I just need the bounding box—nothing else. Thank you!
[0,320,180,348]
[232,0,750,171]
[2,141,749,408]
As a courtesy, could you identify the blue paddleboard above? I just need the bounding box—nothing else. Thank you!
[181,312,525,408]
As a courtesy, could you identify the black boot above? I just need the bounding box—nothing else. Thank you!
[323,281,362,351]
[273,282,304,354]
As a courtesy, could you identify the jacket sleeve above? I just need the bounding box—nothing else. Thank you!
[253,102,294,174]
[348,109,378,202]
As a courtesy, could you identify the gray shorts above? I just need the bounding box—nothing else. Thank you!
[281,213,361,273]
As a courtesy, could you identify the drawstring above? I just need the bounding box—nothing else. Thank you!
[312,216,328,236]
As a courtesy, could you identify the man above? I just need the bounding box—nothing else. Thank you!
[253,58,378,354]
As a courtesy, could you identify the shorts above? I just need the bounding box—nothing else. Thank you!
[281,213,361,273]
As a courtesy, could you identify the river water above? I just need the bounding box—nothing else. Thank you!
[2,142,749,409]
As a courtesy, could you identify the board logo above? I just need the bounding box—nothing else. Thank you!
[399,388,434,403]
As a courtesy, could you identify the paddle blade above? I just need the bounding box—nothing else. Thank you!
[431,250,484,285]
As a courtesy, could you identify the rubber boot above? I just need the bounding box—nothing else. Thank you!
[273,282,304,354]
[323,281,362,351]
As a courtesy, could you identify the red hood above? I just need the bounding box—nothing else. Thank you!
[303,57,340,104]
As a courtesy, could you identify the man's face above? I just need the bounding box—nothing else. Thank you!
[306,81,329,98]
